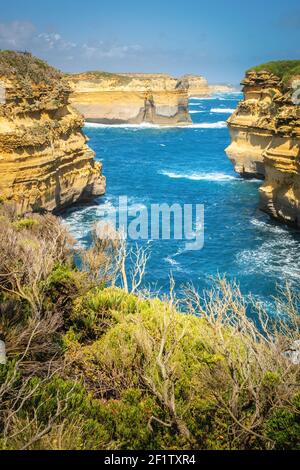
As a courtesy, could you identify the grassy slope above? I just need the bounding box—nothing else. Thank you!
[0,50,61,83]
[248,60,300,83]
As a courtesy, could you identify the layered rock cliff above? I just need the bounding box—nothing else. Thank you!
[68,72,192,125]
[178,74,210,97]
[226,61,300,226]
[0,51,105,215]
[209,84,238,94]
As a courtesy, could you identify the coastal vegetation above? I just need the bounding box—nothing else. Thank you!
[0,50,62,84]
[248,60,300,83]
[0,201,299,450]
[66,70,133,86]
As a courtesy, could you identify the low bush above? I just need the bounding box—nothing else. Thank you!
[0,204,299,450]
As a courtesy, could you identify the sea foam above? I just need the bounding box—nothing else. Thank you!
[159,170,240,181]
[85,121,227,130]
[210,108,236,114]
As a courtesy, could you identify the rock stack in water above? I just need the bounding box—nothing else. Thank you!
[67,72,194,125]
[226,61,300,226]
[0,51,105,215]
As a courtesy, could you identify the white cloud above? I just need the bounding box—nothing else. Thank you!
[37,32,77,51]
[0,20,143,65]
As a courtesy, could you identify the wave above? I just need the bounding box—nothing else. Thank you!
[159,170,240,182]
[85,122,162,129]
[210,108,236,114]
[85,121,227,130]
[186,121,227,129]
[250,217,288,235]
[236,216,300,283]
[189,110,205,114]
[189,92,242,102]
[237,237,300,282]
[164,256,182,269]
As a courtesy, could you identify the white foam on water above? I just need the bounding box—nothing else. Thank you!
[63,196,148,244]
[164,256,181,268]
[189,110,205,114]
[237,218,300,283]
[159,170,240,182]
[210,108,236,114]
[189,121,227,128]
[85,121,227,130]
[85,122,162,129]
[250,217,288,235]
[163,255,186,273]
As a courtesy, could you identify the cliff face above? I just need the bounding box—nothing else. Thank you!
[226,62,300,226]
[209,84,238,94]
[178,74,210,97]
[179,76,237,97]
[68,72,192,125]
[0,52,105,215]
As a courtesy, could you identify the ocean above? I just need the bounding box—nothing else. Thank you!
[62,92,300,304]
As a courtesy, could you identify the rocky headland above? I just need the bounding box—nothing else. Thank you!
[180,75,237,97]
[178,74,210,97]
[0,51,105,215]
[209,84,238,94]
[226,61,300,226]
[67,72,193,125]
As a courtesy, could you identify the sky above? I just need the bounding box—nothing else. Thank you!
[0,0,299,83]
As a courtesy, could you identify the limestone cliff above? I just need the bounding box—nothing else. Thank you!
[209,84,238,94]
[0,51,105,215]
[179,76,236,97]
[178,74,210,97]
[226,61,300,226]
[67,72,192,125]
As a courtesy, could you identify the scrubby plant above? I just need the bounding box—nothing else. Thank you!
[0,204,299,450]
[0,50,62,84]
[248,60,300,84]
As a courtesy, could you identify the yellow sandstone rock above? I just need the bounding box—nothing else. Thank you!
[226,63,300,226]
[67,72,193,125]
[0,52,105,215]
[67,71,234,125]
[179,75,210,97]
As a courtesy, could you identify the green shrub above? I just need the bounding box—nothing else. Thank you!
[248,60,300,83]
[70,287,142,340]
[0,50,62,84]
[45,264,87,305]
[264,393,300,449]
[12,218,39,231]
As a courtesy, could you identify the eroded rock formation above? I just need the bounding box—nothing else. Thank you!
[68,72,192,125]
[0,51,105,215]
[178,74,210,97]
[226,62,300,226]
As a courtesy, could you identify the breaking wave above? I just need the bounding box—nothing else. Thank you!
[159,170,240,181]
[85,121,227,130]
[210,108,236,114]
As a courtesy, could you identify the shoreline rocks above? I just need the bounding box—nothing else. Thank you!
[226,63,300,227]
[0,51,105,215]
[67,72,192,125]
[68,71,237,125]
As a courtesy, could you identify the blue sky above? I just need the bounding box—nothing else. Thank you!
[0,0,299,82]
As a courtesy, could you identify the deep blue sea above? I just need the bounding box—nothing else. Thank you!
[63,93,300,304]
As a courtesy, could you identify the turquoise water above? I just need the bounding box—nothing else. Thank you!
[63,93,300,302]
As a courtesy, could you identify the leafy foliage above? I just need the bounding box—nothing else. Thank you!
[248,60,300,83]
[0,204,299,450]
[0,50,62,84]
